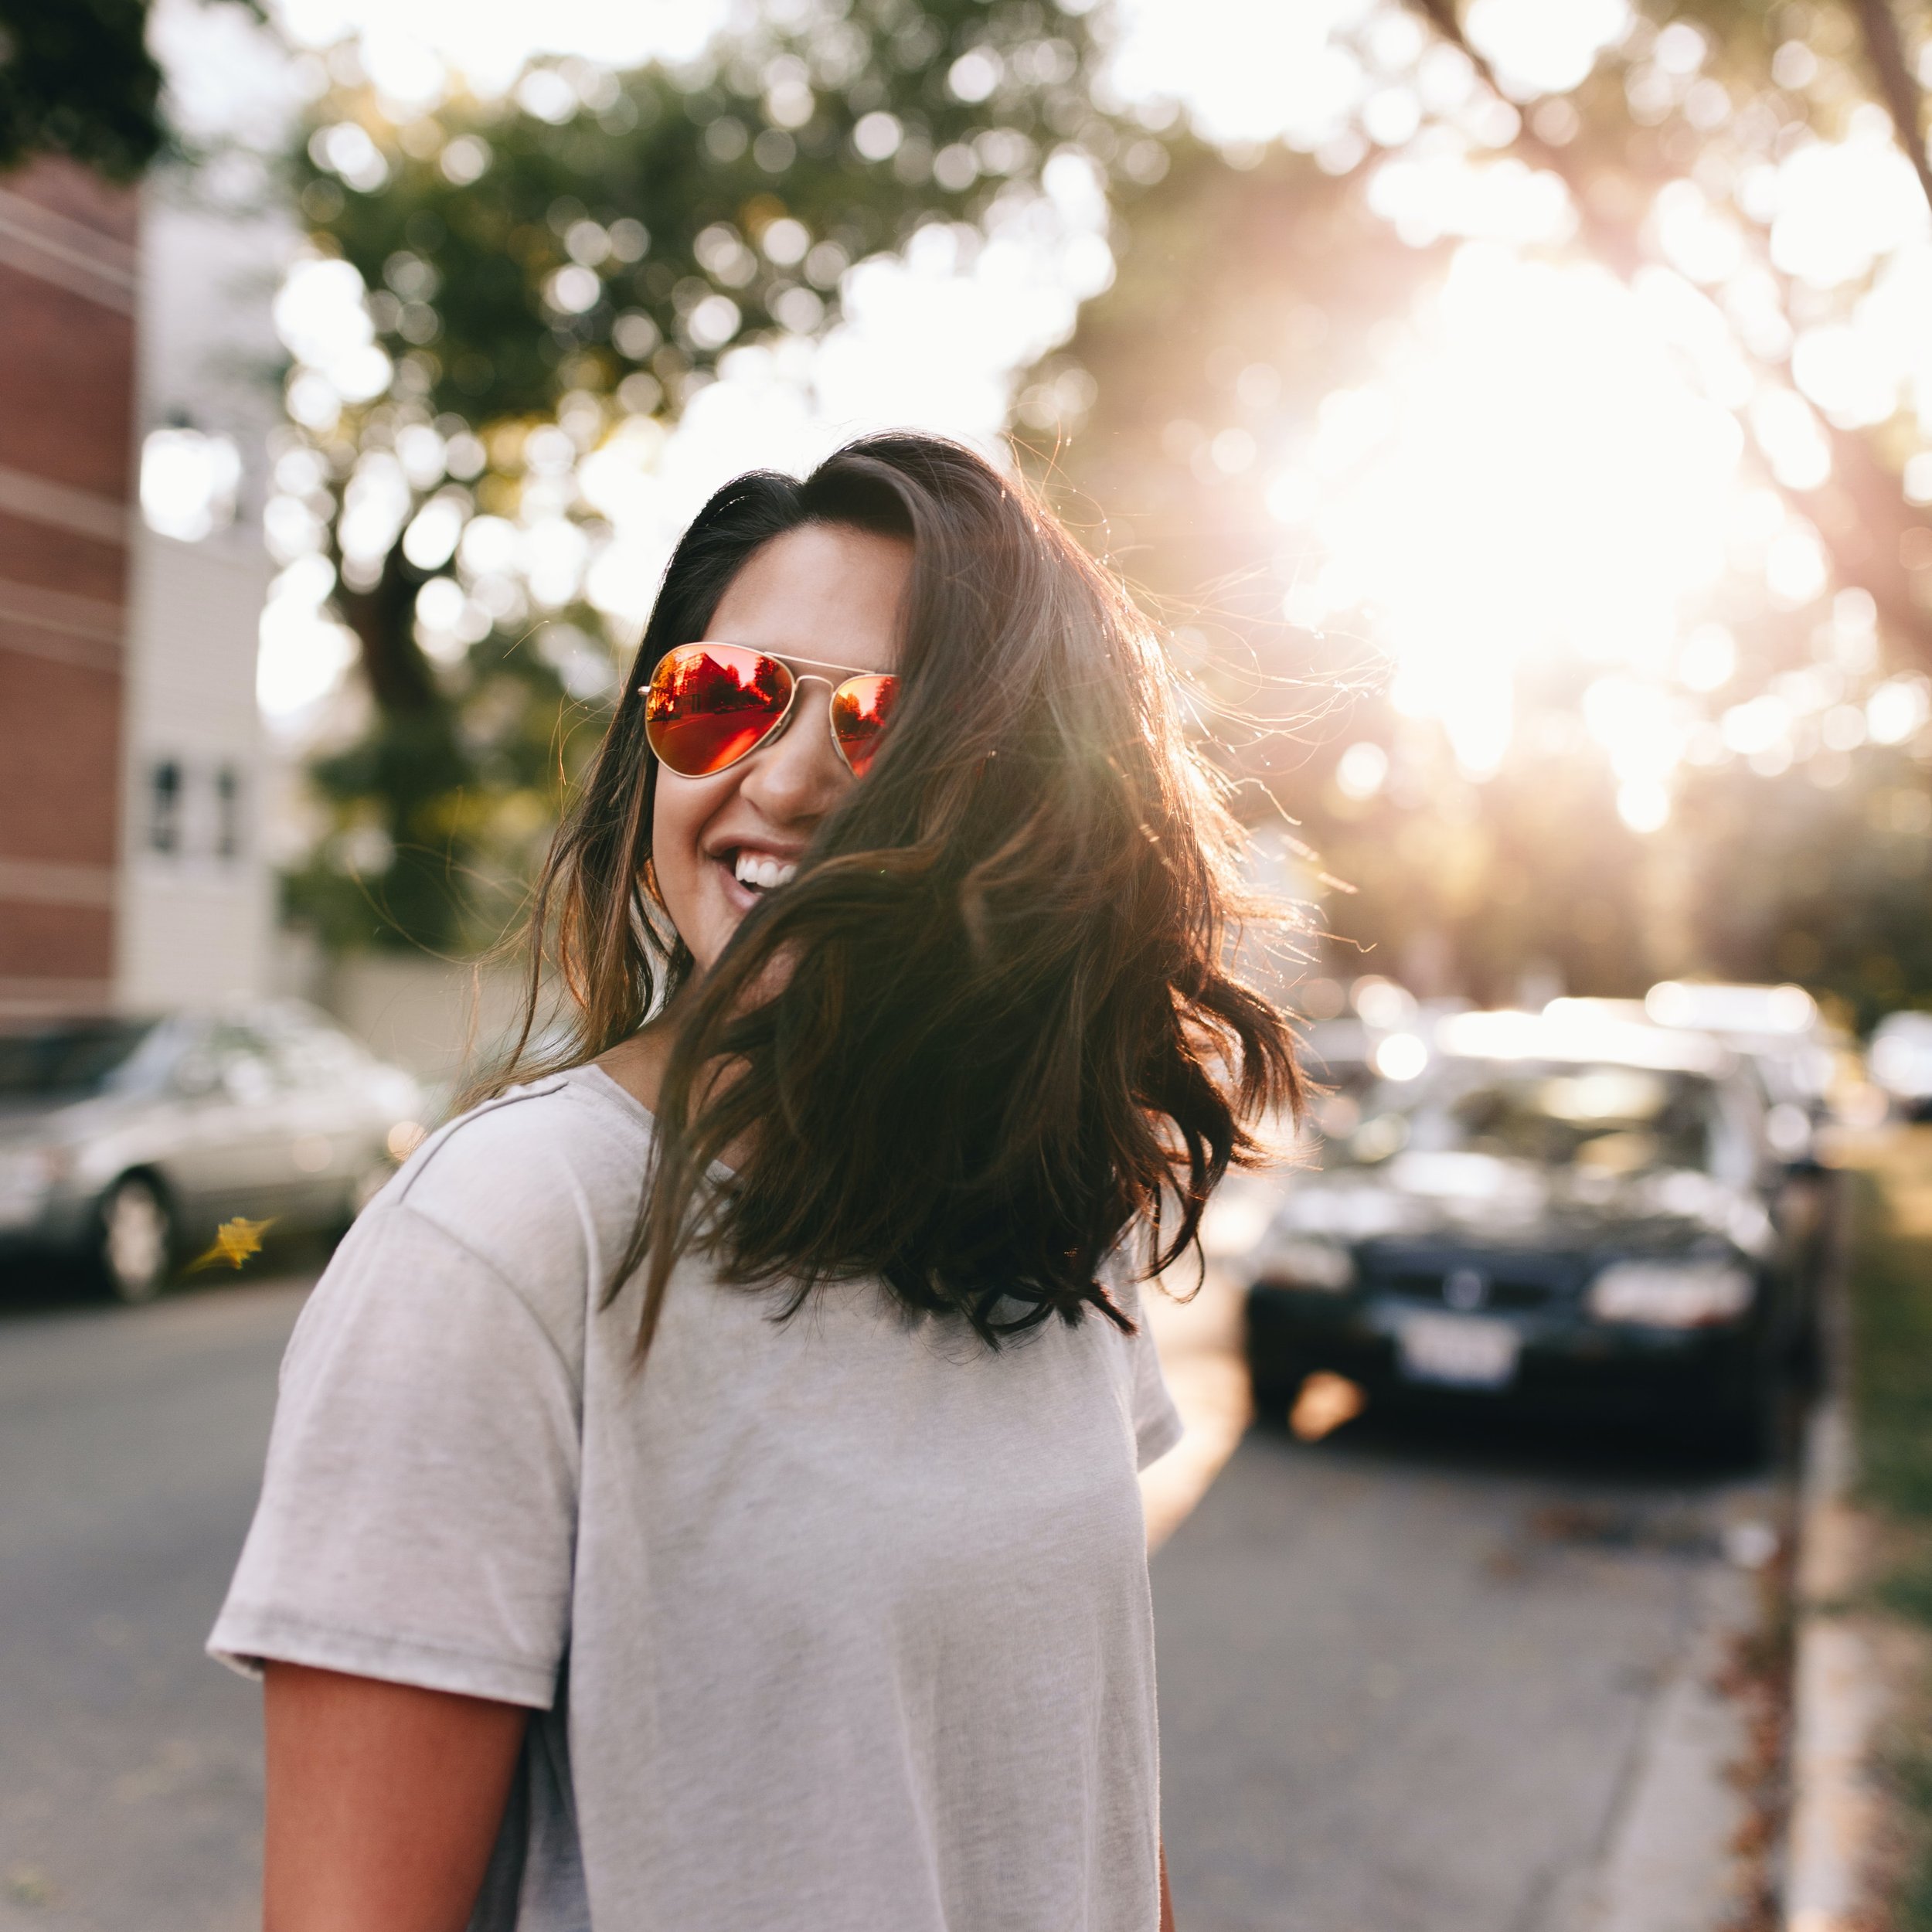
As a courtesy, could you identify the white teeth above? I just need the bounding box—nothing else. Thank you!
[733,852,798,891]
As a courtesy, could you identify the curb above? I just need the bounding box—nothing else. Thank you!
[1784,1176,1884,1932]
[1587,1557,1760,1932]
[1784,1401,1882,1932]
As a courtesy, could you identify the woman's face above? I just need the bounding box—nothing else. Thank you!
[649,521,913,971]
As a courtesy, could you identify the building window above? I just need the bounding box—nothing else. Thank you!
[148,760,182,855]
[214,764,242,859]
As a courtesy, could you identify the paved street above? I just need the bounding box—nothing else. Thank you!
[1155,1412,1773,1932]
[0,1271,1777,1931]
[0,1279,306,1932]
[1141,1260,1778,1932]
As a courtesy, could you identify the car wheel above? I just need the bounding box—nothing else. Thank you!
[96,1175,172,1304]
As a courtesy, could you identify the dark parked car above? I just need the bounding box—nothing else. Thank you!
[0,1003,426,1302]
[1243,1009,1808,1454]
[1871,1009,1932,1121]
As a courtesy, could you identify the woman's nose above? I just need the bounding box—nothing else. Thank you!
[737,682,850,822]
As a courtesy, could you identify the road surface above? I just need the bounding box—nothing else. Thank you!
[0,1279,302,1932]
[1155,1413,1772,1932]
[0,1274,1776,1930]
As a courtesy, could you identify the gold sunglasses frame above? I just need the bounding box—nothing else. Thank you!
[641,642,898,778]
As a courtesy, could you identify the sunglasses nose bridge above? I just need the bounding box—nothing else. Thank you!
[748,673,840,768]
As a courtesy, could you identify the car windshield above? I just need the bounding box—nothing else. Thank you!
[0,1019,162,1099]
[1340,1060,1730,1178]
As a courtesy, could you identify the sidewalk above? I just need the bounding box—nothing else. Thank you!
[1140,1263,1253,1550]
[1782,1128,1932,1932]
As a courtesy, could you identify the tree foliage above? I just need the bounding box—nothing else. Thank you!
[1046,0,1932,1022]
[282,0,1932,1021]
[0,0,265,182]
[278,0,1157,951]
[0,0,165,180]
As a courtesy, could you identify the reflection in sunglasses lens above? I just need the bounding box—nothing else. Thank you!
[647,647,791,776]
[832,675,897,777]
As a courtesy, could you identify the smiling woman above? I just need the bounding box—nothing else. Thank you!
[210,431,1299,1932]
[642,526,910,967]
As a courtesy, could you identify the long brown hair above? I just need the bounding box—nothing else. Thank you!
[489,432,1302,1351]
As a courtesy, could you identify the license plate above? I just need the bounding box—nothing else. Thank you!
[1396,1312,1520,1389]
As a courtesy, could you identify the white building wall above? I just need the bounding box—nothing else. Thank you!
[117,527,274,1007]
[116,180,291,1011]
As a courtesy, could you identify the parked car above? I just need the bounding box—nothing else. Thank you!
[1869,1010,1932,1121]
[0,1002,427,1302]
[1243,1008,1810,1455]
[1640,981,1845,1161]
[1551,985,1846,1281]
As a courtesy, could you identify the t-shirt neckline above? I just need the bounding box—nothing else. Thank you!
[573,1061,737,1181]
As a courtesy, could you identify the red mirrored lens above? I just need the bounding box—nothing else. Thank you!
[830,675,898,776]
[646,645,792,776]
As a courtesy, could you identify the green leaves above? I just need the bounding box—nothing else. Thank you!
[0,0,270,181]
[0,0,165,180]
[300,2,1122,432]
[281,0,1140,954]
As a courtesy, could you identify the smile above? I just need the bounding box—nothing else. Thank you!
[730,849,799,894]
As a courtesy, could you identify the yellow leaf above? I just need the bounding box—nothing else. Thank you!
[186,1216,277,1273]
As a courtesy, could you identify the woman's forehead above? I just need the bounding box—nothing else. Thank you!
[704,524,910,675]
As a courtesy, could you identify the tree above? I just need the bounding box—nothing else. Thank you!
[273,0,1164,953]
[1049,0,1932,1019]
[1405,0,1932,673]
[0,0,262,181]
[0,0,162,179]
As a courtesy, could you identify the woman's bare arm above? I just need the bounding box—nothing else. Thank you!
[266,1658,1169,1930]
[263,1662,529,1932]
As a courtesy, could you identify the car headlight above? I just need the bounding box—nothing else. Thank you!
[1253,1233,1357,1292]
[1586,1260,1754,1328]
[0,1146,68,1226]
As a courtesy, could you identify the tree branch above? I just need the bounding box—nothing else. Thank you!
[1399,0,1932,671]
[1851,0,1932,217]
[335,548,440,715]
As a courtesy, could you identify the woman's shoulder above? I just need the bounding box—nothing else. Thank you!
[368,1064,655,1294]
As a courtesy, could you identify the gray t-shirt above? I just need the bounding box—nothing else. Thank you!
[211,1065,1182,1931]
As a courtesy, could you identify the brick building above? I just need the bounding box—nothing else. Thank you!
[0,151,277,1021]
[0,157,140,1018]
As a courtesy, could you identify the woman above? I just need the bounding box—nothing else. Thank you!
[212,433,1301,1931]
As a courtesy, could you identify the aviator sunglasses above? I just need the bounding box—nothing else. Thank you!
[643,642,900,780]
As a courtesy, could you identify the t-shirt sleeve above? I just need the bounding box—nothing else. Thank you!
[1104,1233,1185,1471]
[1128,1311,1185,1471]
[207,1200,583,1709]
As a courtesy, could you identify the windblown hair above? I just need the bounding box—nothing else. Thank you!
[490,432,1303,1352]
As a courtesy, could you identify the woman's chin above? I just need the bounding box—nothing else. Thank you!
[683,873,756,969]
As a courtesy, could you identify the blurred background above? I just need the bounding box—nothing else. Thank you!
[7,0,1932,1928]
[5,0,1932,1059]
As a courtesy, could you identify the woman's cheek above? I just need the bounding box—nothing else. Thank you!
[650,774,736,965]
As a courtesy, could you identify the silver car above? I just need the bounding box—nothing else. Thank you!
[0,1002,427,1302]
